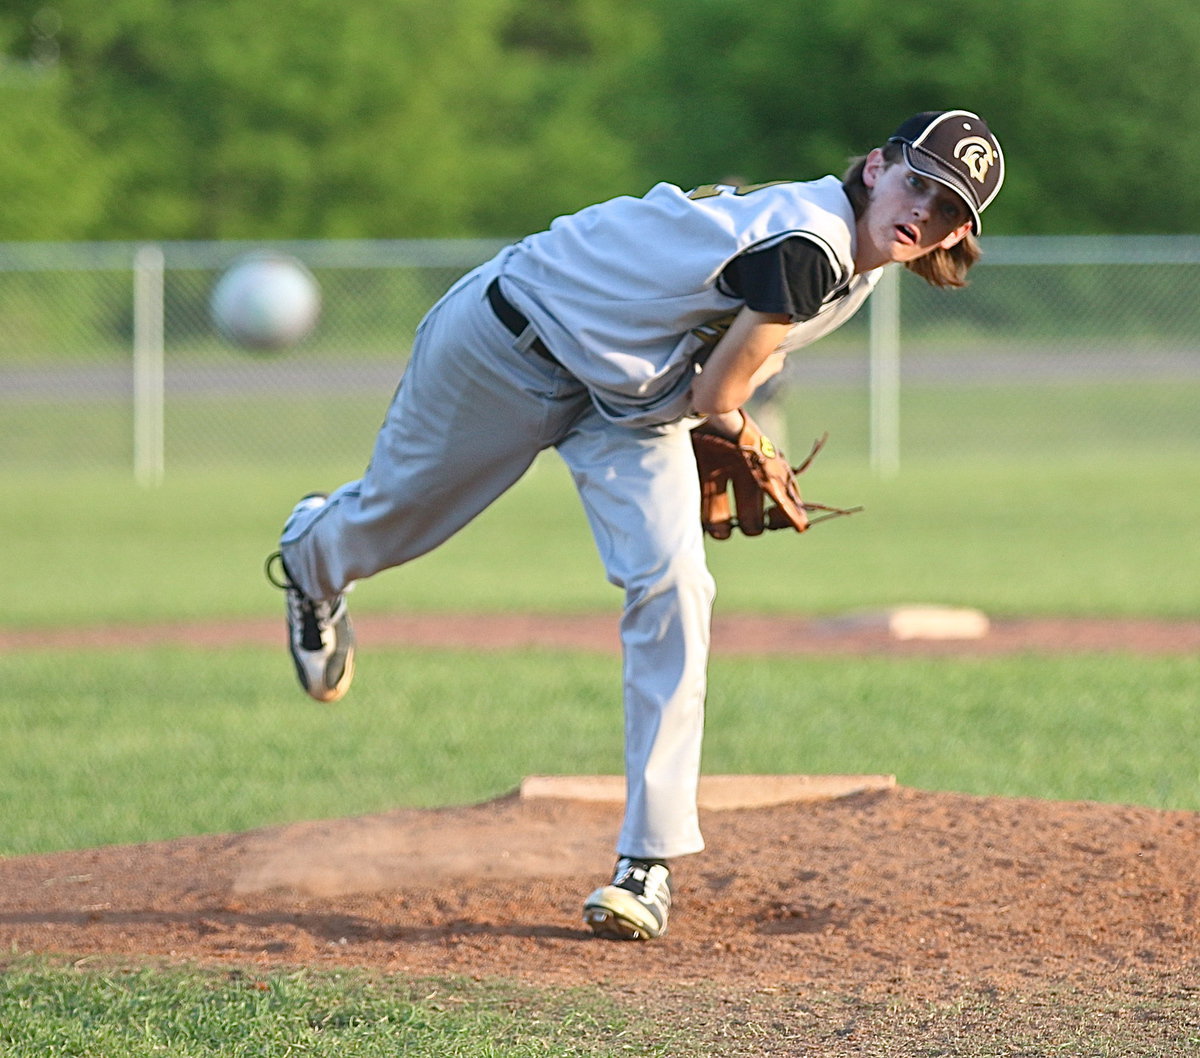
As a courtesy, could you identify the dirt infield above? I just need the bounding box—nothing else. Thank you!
[3,613,1199,1052]
[5,611,1200,656]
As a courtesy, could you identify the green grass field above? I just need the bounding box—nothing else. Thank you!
[3,377,1199,846]
[0,961,685,1058]
[6,376,1200,625]
[5,958,1194,1058]
[5,448,1200,628]
[4,647,1199,858]
[3,376,1199,1055]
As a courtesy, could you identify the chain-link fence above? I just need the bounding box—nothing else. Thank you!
[2,237,1198,478]
[0,239,507,477]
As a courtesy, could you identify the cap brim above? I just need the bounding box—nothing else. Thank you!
[901,143,983,235]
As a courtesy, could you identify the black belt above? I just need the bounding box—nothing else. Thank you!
[486,278,556,363]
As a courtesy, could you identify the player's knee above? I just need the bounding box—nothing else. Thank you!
[622,551,715,614]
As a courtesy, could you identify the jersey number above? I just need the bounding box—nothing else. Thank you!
[687,181,788,201]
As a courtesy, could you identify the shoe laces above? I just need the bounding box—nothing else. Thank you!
[613,858,671,906]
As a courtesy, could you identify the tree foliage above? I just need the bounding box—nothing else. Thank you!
[0,0,642,239]
[606,0,1200,235]
[2,0,1198,240]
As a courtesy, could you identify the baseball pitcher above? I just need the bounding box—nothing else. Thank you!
[266,111,1005,940]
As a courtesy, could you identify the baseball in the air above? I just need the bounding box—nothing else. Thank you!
[210,252,321,352]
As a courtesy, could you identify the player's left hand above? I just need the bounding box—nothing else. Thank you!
[690,410,862,538]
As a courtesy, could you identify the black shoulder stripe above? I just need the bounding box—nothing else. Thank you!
[721,236,842,320]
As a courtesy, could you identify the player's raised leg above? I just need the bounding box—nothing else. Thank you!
[268,268,590,701]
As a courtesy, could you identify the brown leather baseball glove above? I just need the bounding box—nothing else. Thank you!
[690,411,861,539]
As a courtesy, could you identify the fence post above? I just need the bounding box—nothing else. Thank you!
[868,266,901,477]
[132,244,165,486]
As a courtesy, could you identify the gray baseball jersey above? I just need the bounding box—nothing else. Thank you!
[498,175,880,425]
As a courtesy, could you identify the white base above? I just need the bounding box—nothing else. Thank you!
[827,605,991,641]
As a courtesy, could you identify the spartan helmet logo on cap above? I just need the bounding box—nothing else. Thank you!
[954,137,998,184]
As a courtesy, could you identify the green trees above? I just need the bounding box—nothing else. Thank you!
[606,0,1200,236]
[1,0,641,239]
[0,61,110,239]
[1,0,1197,240]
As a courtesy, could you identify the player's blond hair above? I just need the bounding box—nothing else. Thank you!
[842,143,981,289]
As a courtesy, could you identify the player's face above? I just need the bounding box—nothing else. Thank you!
[856,149,972,271]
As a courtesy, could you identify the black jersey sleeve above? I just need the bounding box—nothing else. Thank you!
[720,236,840,321]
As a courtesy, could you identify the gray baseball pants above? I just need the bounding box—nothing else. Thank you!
[280,264,714,860]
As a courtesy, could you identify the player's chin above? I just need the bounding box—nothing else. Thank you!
[890,239,935,264]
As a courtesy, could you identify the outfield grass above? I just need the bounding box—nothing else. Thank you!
[2,386,1199,852]
[3,645,1198,857]
[4,376,1200,624]
[3,445,1200,628]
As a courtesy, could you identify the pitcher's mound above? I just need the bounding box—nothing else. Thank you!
[1,784,1197,1004]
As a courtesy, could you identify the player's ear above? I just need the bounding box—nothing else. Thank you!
[938,222,971,250]
[861,148,887,188]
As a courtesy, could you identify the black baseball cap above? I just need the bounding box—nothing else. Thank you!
[888,110,1004,235]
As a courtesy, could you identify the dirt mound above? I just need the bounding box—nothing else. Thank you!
[2,785,1196,1003]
